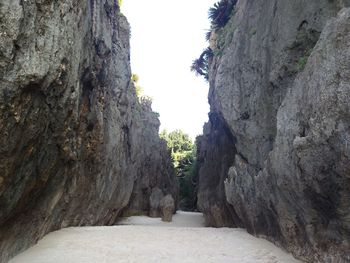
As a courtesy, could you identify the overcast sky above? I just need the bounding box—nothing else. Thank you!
[122,0,215,140]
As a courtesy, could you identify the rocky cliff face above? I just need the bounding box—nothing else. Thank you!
[198,0,350,262]
[0,1,176,262]
[196,112,237,227]
[121,97,178,217]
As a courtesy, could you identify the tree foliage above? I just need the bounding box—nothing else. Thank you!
[160,129,193,156]
[160,130,197,211]
[190,47,213,81]
[208,0,237,29]
[192,0,237,80]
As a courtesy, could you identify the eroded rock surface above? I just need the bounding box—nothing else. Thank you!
[0,1,176,262]
[197,0,350,262]
[196,113,237,227]
[160,194,175,222]
[149,187,164,218]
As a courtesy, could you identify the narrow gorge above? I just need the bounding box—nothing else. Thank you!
[0,0,349,263]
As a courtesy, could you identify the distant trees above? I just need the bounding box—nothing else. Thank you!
[160,129,193,156]
[160,129,197,211]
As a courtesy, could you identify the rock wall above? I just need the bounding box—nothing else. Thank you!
[121,97,178,217]
[197,0,350,261]
[196,112,238,227]
[0,1,176,262]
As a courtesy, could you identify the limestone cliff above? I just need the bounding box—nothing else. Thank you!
[0,1,176,262]
[197,0,350,262]
[121,97,178,217]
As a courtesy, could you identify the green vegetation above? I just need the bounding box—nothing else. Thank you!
[297,56,308,71]
[131,73,143,97]
[208,0,237,30]
[191,0,237,81]
[213,9,236,54]
[118,0,123,7]
[160,130,197,211]
[177,149,197,210]
[160,130,193,158]
[190,47,213,81]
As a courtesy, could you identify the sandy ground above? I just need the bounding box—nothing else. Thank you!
[9,211,300,263]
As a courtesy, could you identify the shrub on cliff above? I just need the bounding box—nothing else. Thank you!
[131,73,143,97]
[191,47,213,81]
[208,0,237,29]
[192,0,237,80]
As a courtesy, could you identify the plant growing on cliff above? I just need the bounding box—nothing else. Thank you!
[191,47,213,81]
[192,1,237,80]
[297,56,308,71]
[131,73,143,97]
[205,30,212,42]
[208,0,237,30]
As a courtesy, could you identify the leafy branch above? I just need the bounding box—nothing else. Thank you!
[190,47,213,81]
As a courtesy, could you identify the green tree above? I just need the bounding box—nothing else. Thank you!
[160,129,193,155]
[160,130,197,211]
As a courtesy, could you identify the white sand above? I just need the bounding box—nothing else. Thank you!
[118,211,206,227]
[9,211,301,263]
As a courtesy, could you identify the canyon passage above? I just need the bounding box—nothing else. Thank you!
[0,0,350,263]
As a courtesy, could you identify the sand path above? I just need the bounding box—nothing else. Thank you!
[9,211,300,263]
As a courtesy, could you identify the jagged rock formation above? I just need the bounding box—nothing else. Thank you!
[160,194,175,222]
[149,187,165,217]
[0,1,176,262]
[121,98,178,217]
[197,0,350,262]
[196,113,237,227]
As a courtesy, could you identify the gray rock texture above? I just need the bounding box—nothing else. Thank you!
[196,113,237,227]
[160,194,175,222]
[149,187,164,218]
[0,1,176,262]
[197,0,350,262]
[121,99,178,217]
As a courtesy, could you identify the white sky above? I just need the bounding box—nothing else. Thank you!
[122,0,215,140]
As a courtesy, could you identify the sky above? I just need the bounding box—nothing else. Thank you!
[122,0,215,140]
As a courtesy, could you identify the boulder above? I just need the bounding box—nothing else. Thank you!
[160,195,175,222]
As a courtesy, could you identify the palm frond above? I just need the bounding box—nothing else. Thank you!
[191,48,213,81]
[205,30,212,42]
[208,0,237,29]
